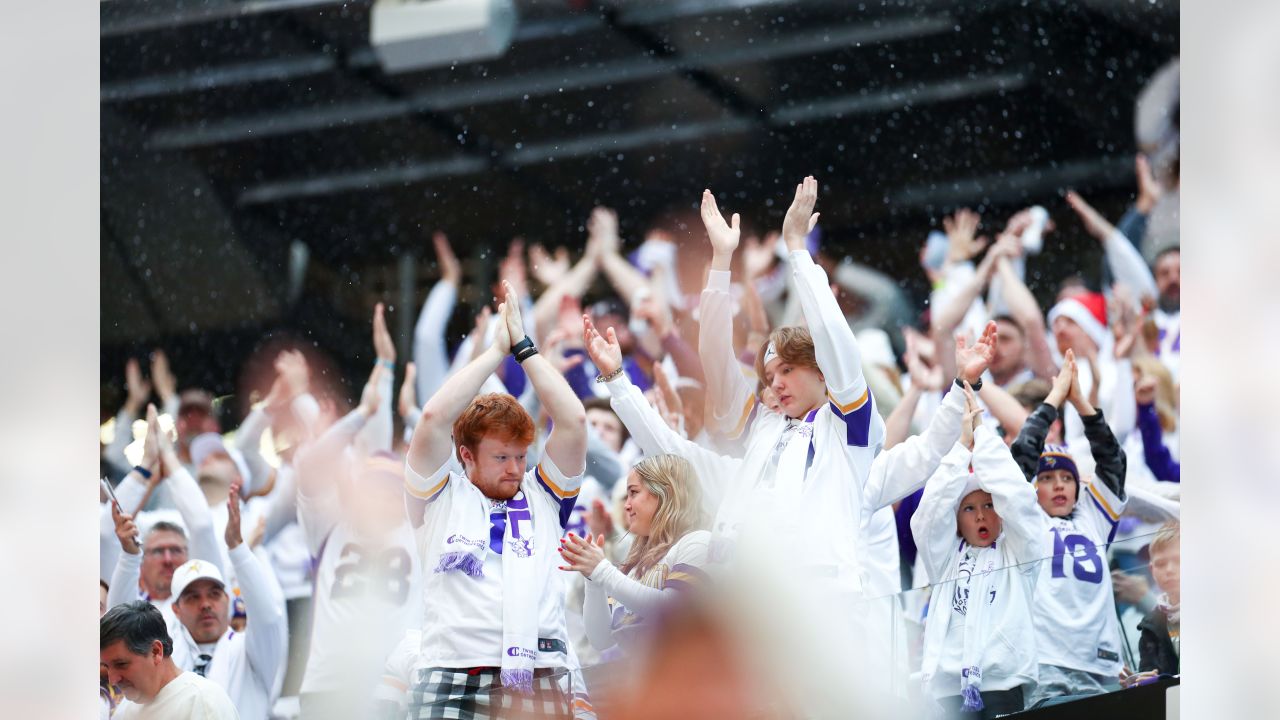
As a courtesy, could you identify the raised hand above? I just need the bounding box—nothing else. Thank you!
[1003,207,1055,240]
[358,364,384,416]
[904,331,943,392]
[1135,154,1163,214]
[499,280,526,345]
[499,238,528,299]
[944,208,986,263]
[1065,190,1117,242]
[585,498,614,542]
[1046,350,1076,408]
[110,501,141,555]
[372,302,396,364]
[955,321,998,384]
[1066,352,1097,415]
[582,315,622,377]
[432,231,462,286]
[225,482,243,550]
[141,403,162,472]
[398,362,418,419]
[542,328,585,375]
[781,176,820,252]
[558,531,607,577]
[274,350,310,402]
[124,358,152,415]
[742,233,777,279]
[150,350,178,405]
[529,243,570,287]
[700,189,741,258]
[587,206,621,257]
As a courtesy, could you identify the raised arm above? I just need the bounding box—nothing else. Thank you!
[993,253,1058,380]
[531,240,600,344]
[106,502,143,610]
[225,483,287,693]
[864,328,994,510]
[355,303,396,457]
[978,380,1031,439]
[697,189,759,438]
[1066,360,1128,500]
[104,358,151,473]
[151,406,225,576]
[1066,191,1157,305]
[909,452,973,584]
[414,232,461,402]
[501,280,587,476]
[1135,377,1179,482]
[408,306,508,480]
[971,425,1050,563]
[593,207,651,307]
[1009,352,1074,480]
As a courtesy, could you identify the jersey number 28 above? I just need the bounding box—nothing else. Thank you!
[331,544,412,604]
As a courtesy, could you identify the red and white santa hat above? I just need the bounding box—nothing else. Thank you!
[1047,291,1109,348]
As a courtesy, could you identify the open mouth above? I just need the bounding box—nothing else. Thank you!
[1053,494,1068,505]
[977,526,990,540]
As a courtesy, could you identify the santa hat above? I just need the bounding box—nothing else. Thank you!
[1047,292,1109,348]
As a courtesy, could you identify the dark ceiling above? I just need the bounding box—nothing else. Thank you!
[100,0,1178,419]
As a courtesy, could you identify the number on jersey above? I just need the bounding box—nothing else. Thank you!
[331,544,412,604]
[1050,529,1104,584]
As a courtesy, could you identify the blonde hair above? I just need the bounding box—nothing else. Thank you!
[1131,356,1179,432]
[620,455,707,582]
[1148,520,1179,557]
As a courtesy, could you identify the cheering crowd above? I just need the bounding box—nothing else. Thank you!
[99,75,1181,719]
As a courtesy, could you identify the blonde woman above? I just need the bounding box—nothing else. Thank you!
[558,454,709,655]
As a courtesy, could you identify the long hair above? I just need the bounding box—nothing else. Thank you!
[620,455,707,583]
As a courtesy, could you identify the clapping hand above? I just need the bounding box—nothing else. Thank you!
[558,532,607,577]
[582,315,622,377]
[955,321,998,385]
[700,189,741,258]
[782,176,820,252]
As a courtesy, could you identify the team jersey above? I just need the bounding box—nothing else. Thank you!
[405,455,583,669]
[297,487,424,699]
[1030,477,1128,675]
[584,530,711,655]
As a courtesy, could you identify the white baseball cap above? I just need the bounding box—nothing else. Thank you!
[170,559,226,601]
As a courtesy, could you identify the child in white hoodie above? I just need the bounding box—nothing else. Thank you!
[912,385,1049,718]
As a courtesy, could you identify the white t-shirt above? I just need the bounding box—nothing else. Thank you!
[113,671,239,720]
[297,488,425,698]
[1031,478,1128,675]
[406,456,583,669]
[601,530,710,654]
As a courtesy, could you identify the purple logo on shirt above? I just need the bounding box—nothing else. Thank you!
[506,646,537,660]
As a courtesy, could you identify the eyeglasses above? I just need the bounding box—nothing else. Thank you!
[144,546,188,559]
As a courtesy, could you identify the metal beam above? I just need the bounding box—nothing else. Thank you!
[889,155,1135,209]
[101,55,337,102]
[101,0,360,38]
[236,69,1029,206]
[149,15,955,150]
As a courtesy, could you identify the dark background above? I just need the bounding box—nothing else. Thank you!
[100,0,1178,422]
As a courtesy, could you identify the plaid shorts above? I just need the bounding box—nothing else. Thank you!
[409,666,572,720]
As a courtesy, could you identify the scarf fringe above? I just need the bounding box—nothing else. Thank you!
[500,668,535,696]
[961,683,984,712]
[434,551,485,578]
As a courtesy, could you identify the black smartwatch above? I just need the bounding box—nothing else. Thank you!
[512,336,538,363]
[955,376,983,392]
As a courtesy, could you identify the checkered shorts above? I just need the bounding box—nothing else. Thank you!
[408,666,572,720]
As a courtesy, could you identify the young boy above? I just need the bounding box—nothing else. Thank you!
[913,386,1048,718]
[1009,350,1129,707]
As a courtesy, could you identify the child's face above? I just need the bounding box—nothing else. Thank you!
[1036,469,1078,517]
[1150,543,1181,603]
[957,490,1001,547]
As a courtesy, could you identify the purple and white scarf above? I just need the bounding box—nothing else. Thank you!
[433,480,540,694]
